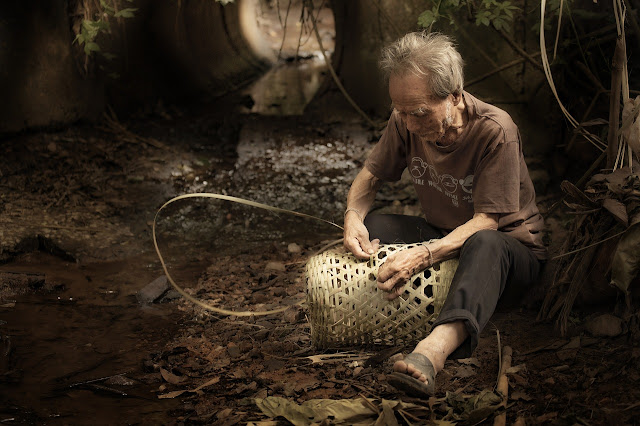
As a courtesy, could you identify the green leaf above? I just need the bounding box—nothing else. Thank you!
[114,7,137,18]
[101,52,117,60]
[418,9,438,28]
[100,0,116,15]
[85,42,101,52]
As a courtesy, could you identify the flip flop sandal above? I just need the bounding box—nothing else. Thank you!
[387,352,436,398]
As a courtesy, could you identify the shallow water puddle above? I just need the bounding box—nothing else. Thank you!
[0,252,185,424]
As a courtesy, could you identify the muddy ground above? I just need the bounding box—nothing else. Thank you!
[0,97,639,425]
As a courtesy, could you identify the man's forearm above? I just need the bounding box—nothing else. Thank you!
[427,213,499,263]
[345,167,382,221]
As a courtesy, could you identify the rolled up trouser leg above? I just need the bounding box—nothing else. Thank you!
[432,229,542,359]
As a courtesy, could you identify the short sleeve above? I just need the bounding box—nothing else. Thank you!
[364,113,408,182]
[473,140,521,214]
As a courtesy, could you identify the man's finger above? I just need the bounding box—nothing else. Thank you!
[359,237,377,256]
[386,284,406,300]
[377,269,407,291]
[347,237,370,259]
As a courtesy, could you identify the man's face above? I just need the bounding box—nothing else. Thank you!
[389,73,454,144]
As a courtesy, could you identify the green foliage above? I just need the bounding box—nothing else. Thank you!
[73,0,137,62]
[417,0,520,32]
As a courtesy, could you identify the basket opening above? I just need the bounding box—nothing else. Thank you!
[424,284,433,298]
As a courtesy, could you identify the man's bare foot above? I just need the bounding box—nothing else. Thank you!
[393,355,433,384]
[387,352,436,397]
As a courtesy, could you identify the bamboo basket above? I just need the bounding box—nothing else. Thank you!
[305,243,458,348]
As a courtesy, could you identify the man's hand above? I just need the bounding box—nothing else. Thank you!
[377,246,430,300]
[343,211,380,259]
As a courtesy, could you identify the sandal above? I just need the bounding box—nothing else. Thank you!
[387,352,436,397]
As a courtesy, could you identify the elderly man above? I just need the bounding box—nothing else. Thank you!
[343,32,546,397]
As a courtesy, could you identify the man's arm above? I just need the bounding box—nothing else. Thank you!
[344,166,383,259]
[377,212,499,300]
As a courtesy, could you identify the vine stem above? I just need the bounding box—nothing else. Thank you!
[305,0,380,129]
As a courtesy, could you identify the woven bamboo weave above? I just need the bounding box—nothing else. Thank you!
[305,244,458,348]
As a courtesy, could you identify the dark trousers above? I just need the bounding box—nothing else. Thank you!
[364,214,542,358]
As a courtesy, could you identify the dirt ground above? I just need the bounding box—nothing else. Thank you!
[1,97,639,425]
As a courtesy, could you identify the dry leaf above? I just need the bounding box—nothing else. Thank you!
[511,391,533,401]
[506,364,526,374]
[611,223,640,293]
[306,353,370,364]
[158,390,188,399]
[160,368,185,385]
[157,376,220,399]
[457,357,481,367]
[255,396,421,426]
[603,198,628,226]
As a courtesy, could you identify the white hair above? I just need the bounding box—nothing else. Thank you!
[379,32,464,98]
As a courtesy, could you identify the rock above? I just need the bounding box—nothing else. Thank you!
[585,314,623,337]
[265,261,286,272]
[287,243,302,254]
[136,276,170,305]
[159,289,181,303]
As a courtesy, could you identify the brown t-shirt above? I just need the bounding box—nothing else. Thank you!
[365,91,547,260]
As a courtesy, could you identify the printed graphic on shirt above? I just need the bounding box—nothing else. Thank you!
[410,156,474,207]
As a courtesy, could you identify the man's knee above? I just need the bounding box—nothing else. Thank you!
[462,229,506,251]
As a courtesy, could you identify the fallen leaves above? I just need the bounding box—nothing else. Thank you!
[255,396,427,426]
[158,376,220,399]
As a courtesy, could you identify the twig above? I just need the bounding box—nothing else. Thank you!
[576,62,606,93]
[496,27,544,72]
[466,54,541,88]
[454,16,499,70]
[545,149,607,218]
[358,394,380,414]
[495,328,502,387]
[553,0,564,61]
[494,346,512,426]
[68,372,132,388]
[101,107,173,151]
[277,0,292,60]
[551,229,626,260]
[565,90,606,153]
[607,37,626,168]
[304,0,379,128]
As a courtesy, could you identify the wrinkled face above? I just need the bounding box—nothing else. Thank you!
[389,73,454,144]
